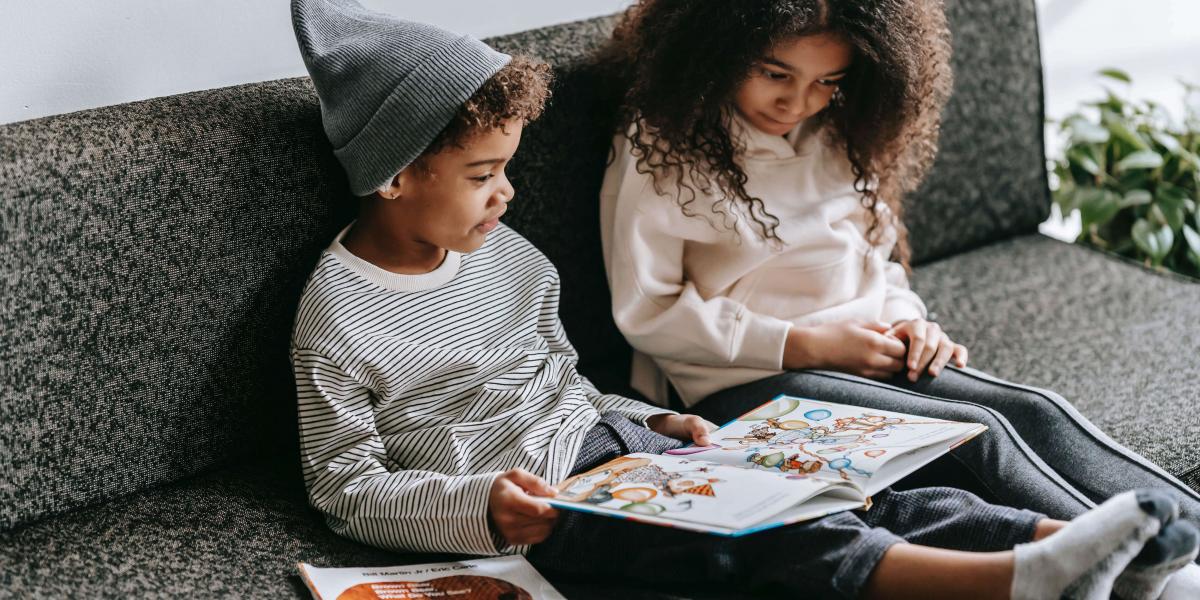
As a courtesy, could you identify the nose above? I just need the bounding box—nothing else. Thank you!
[779,83,821,119]
[496,175,515,204]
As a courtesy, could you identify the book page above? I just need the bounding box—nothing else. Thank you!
[298,556,565,600]
[549,452,851,533]
[669,396,984,490]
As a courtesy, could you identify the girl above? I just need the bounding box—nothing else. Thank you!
[597,0,1200,531]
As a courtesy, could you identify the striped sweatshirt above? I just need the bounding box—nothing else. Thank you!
[291,223,672,556]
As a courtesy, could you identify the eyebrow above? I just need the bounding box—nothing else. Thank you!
[761,57,849,78]
[464,158,506,168]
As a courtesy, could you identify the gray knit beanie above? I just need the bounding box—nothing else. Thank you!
[291,0,511,196]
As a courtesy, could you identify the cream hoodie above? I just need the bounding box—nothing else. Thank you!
[599,115,926,407]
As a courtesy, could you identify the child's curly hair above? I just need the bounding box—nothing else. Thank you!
[597,0,952,268]
[418,55,553,161]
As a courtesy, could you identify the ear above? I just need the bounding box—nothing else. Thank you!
[377,171,406,200]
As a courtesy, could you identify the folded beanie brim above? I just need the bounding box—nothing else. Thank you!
[333,36,511,196]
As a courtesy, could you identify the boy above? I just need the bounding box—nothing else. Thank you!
[288,0,713,556]
[288,1,1199,598]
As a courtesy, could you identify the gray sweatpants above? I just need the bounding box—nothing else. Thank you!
[528,413,1042,599]
[692,367,1200,523]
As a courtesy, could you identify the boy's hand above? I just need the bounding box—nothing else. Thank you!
[647,413,718,446]
[488,469,559,546]
[783,320,908,379]
[886,319,968,381]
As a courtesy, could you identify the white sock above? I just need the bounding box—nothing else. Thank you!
[1160,563,1200,600]
[1011,490,1175,600]
[1113,521,1199,600]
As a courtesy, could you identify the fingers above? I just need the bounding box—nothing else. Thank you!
[503,468,556,497]
[858,369,895,380]
[872,332,907,358]
[868,354,905,373]
[690,418,718,446]
[912,322,943,381]
[864,321,894,334]
[902,320,928,378]
[953,344,968,367]
[928,341,956,377]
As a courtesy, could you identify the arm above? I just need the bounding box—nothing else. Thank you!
[293,347,501,555]
[605,194,793,370]
[879,260,928,325]
[536,277,676,425]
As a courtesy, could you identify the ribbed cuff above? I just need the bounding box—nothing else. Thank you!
[880,295,927,324]
[731,309,793,370]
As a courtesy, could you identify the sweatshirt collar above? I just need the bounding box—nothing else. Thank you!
[328,222,462,292]
[730,111,814,161]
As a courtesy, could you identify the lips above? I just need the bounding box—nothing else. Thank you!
[476,208,506,233]
[762,113,802,128]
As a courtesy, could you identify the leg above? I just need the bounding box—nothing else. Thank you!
[863,488,1182,600]
[692,370,1095,519]
[864,545,1013,600]
[529,507,903,599]
[886,366,1200,522]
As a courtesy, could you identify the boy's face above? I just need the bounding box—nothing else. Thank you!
[733,32,854,136]
[393,120,523,254]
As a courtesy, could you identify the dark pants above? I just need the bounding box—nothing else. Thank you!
[529,413,1041,599]
[692,367,1200,523]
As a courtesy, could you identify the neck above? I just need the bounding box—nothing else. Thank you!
[342,206,447,275]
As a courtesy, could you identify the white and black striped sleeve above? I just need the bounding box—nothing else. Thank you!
[538,295,675,425]
[293,347,501,556]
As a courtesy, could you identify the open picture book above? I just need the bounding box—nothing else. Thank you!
[547,395,986,536]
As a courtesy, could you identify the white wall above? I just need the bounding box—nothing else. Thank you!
[0,0,632,125]
[3,0,1198,203]
[1035,0,1200,240]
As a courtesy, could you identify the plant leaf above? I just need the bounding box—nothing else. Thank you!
[1183,225,1200,270]
[1116,150,1164,171]
[1078,189,1122,229]
[1154,188,1187,232]
[1120,189,1153,208]
[1132,218,1174,264]
[1103,110,1151,150]
[1151,131,1182,154]
[1067,147,1102,176]
[1099,68,1132,84]
[1068,119,1111,145]
[1182,224,1200,254]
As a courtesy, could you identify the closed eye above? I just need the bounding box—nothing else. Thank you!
[761,67,790,82]
[470,174,495,183]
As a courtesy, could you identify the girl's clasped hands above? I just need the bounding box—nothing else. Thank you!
[783,318,967,382]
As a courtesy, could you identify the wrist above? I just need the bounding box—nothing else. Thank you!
[645,413,670,432]
[782,325,820,370]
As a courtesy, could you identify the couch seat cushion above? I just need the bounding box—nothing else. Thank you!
[912,234,1200,491]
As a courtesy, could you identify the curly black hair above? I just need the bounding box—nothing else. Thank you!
[596,0,952,268]
[417,55,553,161]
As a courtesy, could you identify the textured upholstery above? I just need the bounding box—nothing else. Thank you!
[0,461,733,599]
[4,0,1193,597]
[0,80,354,529]
[913,235,1200,485]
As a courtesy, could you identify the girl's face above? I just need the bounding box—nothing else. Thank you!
[733,32,854,136]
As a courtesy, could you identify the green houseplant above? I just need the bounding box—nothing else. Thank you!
[1052,69,1200,277]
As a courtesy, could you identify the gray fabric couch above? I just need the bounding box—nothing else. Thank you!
[2,0,1197,596]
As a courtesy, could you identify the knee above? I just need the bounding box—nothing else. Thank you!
[998,386,1069,421]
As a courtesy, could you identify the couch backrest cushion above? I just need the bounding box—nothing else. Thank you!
[906,0,1051,264]
[0,80,355,529]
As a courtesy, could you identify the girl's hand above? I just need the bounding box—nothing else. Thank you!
[886,319,968,382]
[783,320,908,379]
[488,469,559,546]
[647,413,718,446]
